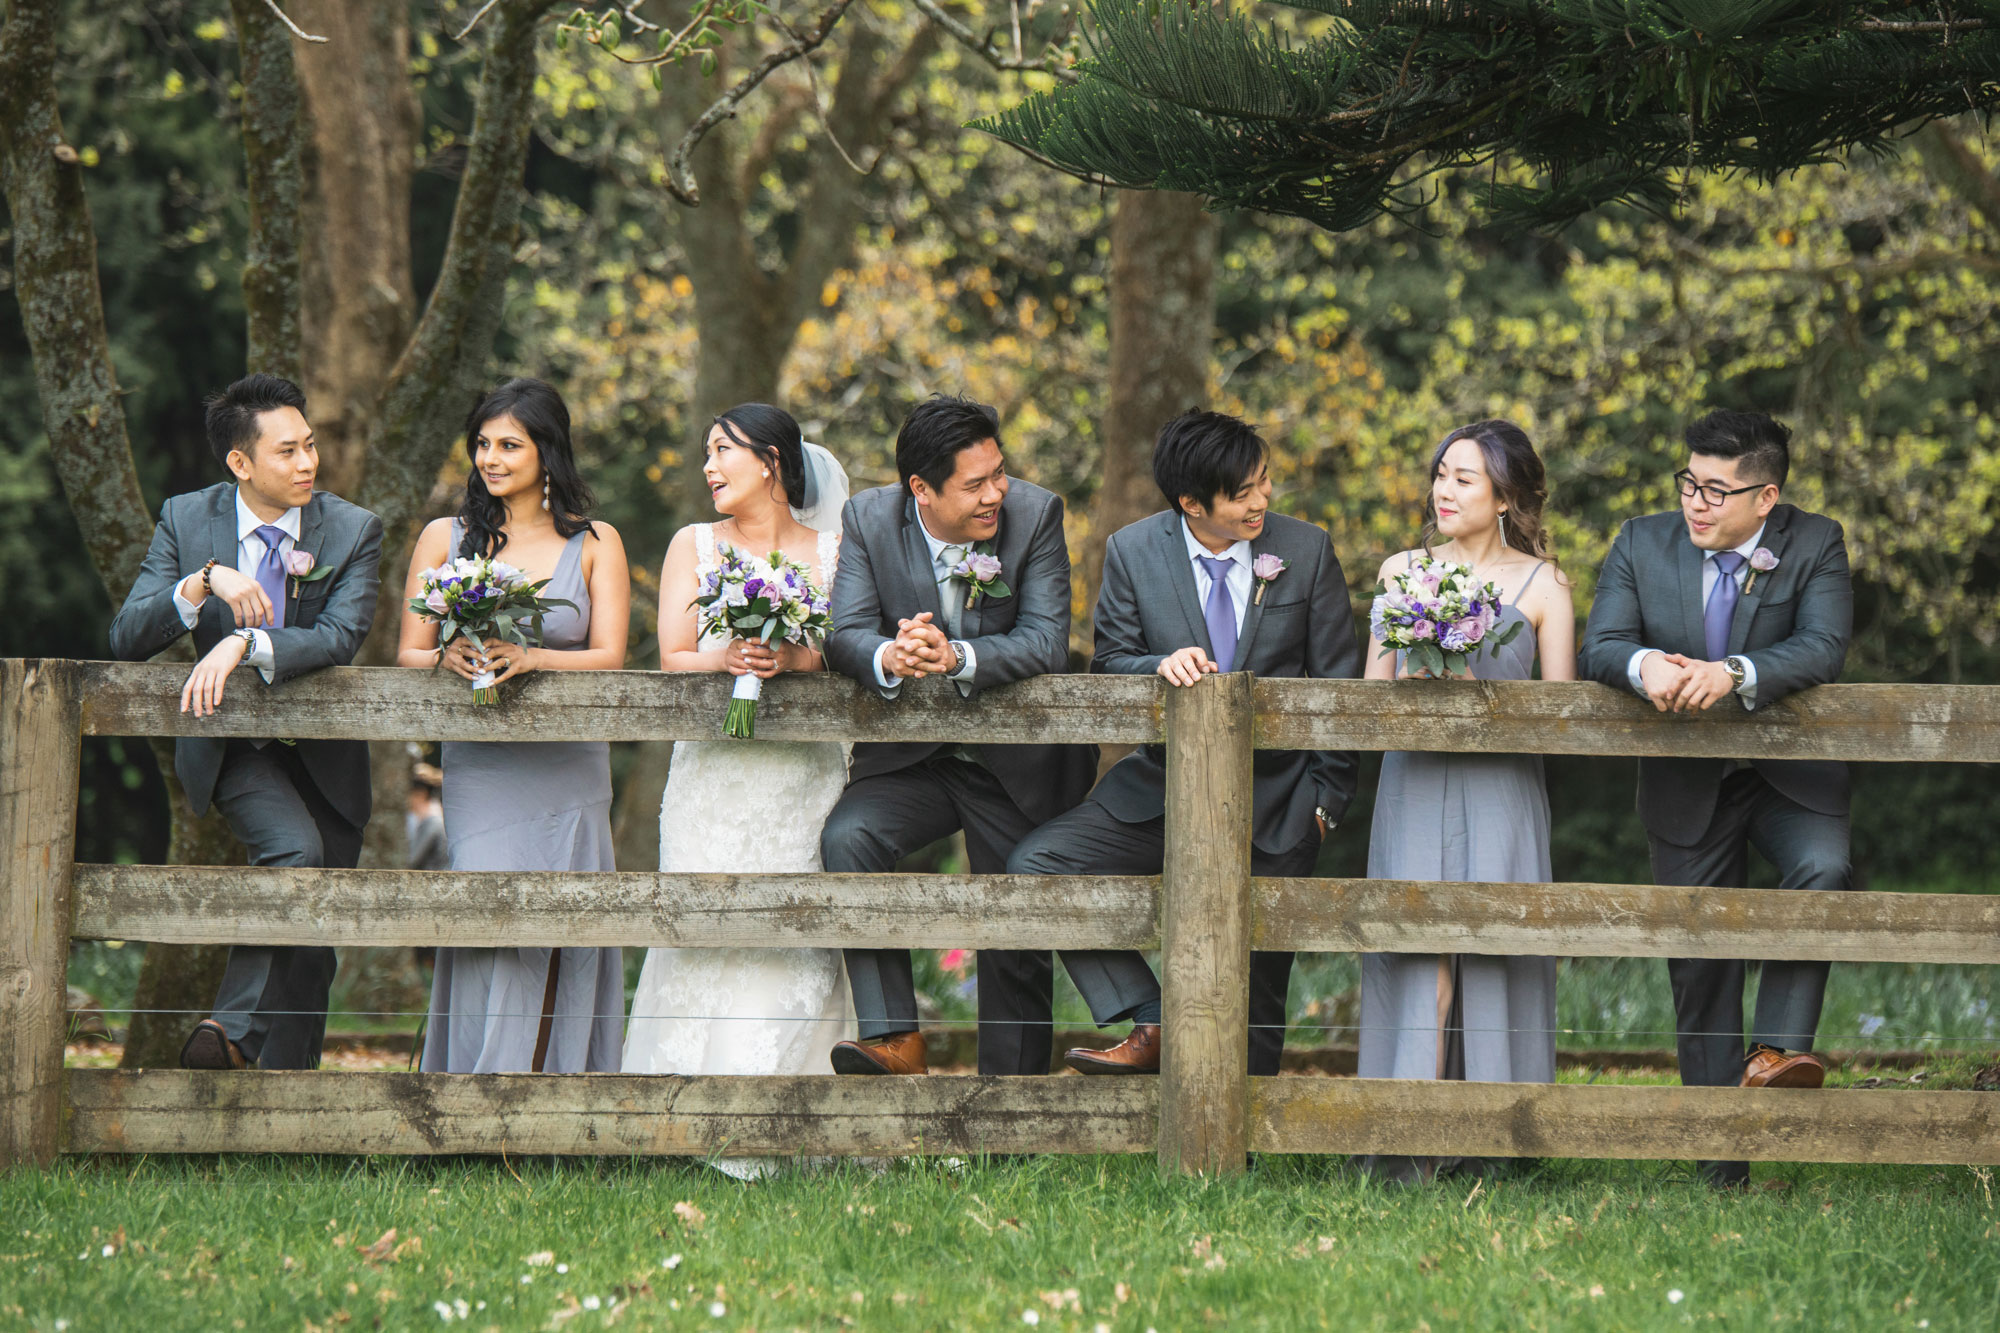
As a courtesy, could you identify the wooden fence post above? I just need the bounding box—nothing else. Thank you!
[1158,670,1255,1176]
[1,660,82,1169]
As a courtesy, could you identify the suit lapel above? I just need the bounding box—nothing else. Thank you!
[286,496,328,623]
[1159,514,1214,659]
[1676,531,1708,658]
[901,497,945,624]
[1726,510,1790,657]
[211,486,242,573]
[1233,533,1273,669]
[961,513,999,640]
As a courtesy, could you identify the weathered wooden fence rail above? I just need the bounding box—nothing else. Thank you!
[5,658,1999,1173]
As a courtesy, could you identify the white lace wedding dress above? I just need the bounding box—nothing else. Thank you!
[622,524,856,1179]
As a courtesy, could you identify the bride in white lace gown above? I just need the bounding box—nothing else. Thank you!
[623,407,855,1179]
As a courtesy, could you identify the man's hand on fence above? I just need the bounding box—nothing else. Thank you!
[179,633,250,717]
[888,614,956,679]
[1669,657,1737,713]
[1158,645,1220,688]
[1637,651,1692,712]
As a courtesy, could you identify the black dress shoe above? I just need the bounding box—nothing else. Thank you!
[179,1020,249,1070]
[1698,1159,1750,1190]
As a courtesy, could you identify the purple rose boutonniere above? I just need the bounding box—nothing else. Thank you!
[948,545,1011,608]
[1252,553,1288,605]
[1746,546,1779,594]
[284,549,333,599]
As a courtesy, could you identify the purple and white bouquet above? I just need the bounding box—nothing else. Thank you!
[1369,556,1522,678]
[692,544,833,739]
[408,555,574,705]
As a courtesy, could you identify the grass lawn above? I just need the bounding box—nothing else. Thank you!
[5,1145,1997,1332]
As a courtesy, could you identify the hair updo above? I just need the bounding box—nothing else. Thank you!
[713,404,806,509]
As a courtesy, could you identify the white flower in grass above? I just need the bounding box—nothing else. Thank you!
[433,1301,455,1322]
[1668,1289,1685,1304]
[519,1275,533,1285]
[453,1299,468,1320]
[583,1296,601,1311]
[555,1263,568,1274]
[663,1253,683,1270]
[101,1245,115,1258]
[709,1301,727,1317]
[1021,1312,1040,1326]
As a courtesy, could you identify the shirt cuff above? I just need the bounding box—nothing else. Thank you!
[245,629,276,683]
[173,581,202,628]
[1627,648,1658,698]
[872,641,903,697]
[1735,655,1759,711]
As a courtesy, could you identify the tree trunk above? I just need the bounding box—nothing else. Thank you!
[1086,190,1218,642]
[289,0,417,498]
[226,0,306,382]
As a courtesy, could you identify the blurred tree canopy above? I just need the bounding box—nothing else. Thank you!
[3,0,1997,918]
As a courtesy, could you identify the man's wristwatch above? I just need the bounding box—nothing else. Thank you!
[1723,656,1747,690]
[233,627,258,657]
[1315,805,1333,833]
[948,640,971,677]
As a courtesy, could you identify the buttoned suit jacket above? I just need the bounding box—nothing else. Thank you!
[824,479,1097,826]
[1578,503,1851,846]
[1087,509,1363,855]
[107,482,384,827]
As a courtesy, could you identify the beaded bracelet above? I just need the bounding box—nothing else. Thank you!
[199,558,218,595]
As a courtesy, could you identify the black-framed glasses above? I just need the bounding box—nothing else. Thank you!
[1674,469,1767,506]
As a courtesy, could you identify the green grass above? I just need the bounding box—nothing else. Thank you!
[5,1150,1998,1332]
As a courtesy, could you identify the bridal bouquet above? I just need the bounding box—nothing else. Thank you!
[692,545,832,739]
[1370,556,1522,678]
[409,556,574,705]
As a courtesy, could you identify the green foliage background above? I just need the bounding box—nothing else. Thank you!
[2,1,1995,899]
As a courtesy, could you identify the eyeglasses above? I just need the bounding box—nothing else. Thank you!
[1674,469,1767,506]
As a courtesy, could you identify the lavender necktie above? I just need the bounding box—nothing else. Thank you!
[1197,555,1238,671]
[254,525,288,630]
[1703,550,1745,661]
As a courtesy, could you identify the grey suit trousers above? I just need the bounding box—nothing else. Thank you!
[1008,797,1319,1077]
[820,756,1057,1076]
[208,740,362,1068]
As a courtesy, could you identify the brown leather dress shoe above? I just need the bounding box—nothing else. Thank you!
[1741,1045,1825,1089]
[830,1030,928,1075]
[1064,1023,1161,1075]
[179,1019,249,1071]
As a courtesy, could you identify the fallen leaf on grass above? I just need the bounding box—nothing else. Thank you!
[357,1230,398,1265]
[672,1202,706,1230]
[524,1251,555,1267]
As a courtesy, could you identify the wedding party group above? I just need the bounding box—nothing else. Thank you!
[108,370,1852,1187]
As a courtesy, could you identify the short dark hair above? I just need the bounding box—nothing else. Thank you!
[205,373,308,469]
[896,394,1002,497]
[1152,409,1267,515]
[1686,409,1790,489]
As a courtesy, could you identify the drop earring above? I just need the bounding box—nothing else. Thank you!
[1498,509,1508,546]
[542,476,550,512]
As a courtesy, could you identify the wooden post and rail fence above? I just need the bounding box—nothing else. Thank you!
[5,658,2000,1173]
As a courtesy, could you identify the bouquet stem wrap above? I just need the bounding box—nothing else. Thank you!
[470,665,500,707]
[725,672,762,739]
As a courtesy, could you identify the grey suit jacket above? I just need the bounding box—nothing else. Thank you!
[107,482,385,827]
[825,479,1097,824]
[1578,503,1851,846]
[1089,510,1364,855]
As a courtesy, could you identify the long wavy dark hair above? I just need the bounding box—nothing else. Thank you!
[1420,418,1553,561]
[455,377,597,559]
[711,403,806,509]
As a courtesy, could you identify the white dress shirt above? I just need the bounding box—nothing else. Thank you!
[1627,522,1764,710]
[173,489,297,683]
[1182,517,1253,638]
[872,513,980,694]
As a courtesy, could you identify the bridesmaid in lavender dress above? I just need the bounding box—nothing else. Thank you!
[1357,419,1575,1184]
[395,378,632,1073]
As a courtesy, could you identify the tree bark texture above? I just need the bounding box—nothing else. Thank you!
[1084,190,1218,647]
[289,0,417,497]
[227,0,308,382]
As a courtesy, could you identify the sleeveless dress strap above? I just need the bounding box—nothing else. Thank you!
[1509,559,1549,606]
[815,528,839,589]
[694,522,716,568]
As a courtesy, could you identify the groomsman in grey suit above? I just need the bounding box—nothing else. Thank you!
[109,374,383,1071]
[1580,409,1852,1187]
[821,395,1098,1077]
[1009,409,1363,1076]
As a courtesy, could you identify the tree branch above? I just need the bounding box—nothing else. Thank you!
[263,0,327,43]
[1912,120,2000,235]
[358,0,556,539]
[909,0,1076,82]
[0,0,155,597]
[667,0,859,205]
